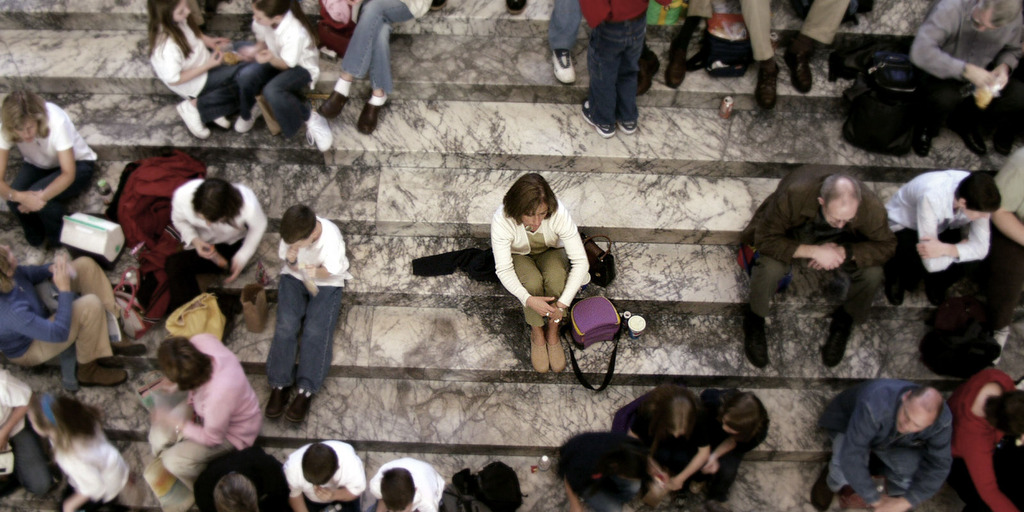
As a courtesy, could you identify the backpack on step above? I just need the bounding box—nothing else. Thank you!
[451,462,523,512]
[919,296,1001,378]
[841,51,918,156]
[687,1,752,77]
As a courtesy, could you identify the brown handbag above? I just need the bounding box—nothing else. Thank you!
[583,235,616,287]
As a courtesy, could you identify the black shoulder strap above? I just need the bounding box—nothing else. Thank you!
[565,329,619,392]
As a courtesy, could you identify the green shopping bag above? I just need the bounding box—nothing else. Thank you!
[647,0,687,25]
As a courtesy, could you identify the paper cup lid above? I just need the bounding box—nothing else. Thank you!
[628,315,646,331]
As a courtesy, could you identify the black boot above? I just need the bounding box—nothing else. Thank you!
[743,308,769,368]
[822,308,853,367]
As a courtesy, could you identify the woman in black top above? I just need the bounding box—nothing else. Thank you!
[194,446,290,512]
[558,432,649,512]
[692,388,770,512]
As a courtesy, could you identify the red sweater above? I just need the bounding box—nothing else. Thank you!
[949,368,1019,512]
[580,0,668,29]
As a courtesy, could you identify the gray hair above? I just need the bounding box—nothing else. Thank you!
[979,0,1022,27]
[819,173,862,205]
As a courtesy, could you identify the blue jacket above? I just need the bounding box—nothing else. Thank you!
[819,379,953,507]
[0,265,75,358]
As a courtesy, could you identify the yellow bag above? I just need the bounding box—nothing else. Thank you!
[165,293,226,340]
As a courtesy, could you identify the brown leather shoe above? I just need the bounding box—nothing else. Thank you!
[637,49,659,96]
[357,101,383,135]
[285,390,312,423]
[265,386,292,419]
[755,60,779,110]
[77,361,127,387]
[318,91,348,119]
[784,49,813,93]
[665,45,687,89]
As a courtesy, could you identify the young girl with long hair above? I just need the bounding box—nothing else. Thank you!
[27,393,129,512]
[317,0,431,134]
[0,91,96,247]
[148,0,246,139]
[694,389,770,512]
[235,0,333,151]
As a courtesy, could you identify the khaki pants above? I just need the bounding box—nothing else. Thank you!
[156,439,234,489]
[9,257,116,366]
[691,0,851,61]
[749,254,882,322]
[513,249,569,327]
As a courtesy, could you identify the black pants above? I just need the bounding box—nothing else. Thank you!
[984,228,1024,330]
[947,455,1024,512]
[884,228,965,297]
[916,73,1024,138]
[690,450,745,502]
[165,241,242,313]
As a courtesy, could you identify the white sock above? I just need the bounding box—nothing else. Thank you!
[994,327,1010,365]
[369,94,387,106]
[334,79,352,96]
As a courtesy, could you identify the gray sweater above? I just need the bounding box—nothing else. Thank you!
[910,0,1023,80]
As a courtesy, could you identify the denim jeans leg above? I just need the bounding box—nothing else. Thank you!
[614,18,645,123]
[343,0,413,93]
[197,64,242,123]
[267,275,309,389]
[295,285,343,394]
[235,62,279,120]
[368,23,396,93]
[10,427,54,496]
[58,344,79,391]
[8,163,50,246]
[587,24,623,126]
[872,447,922,497]
[13,161,93,246]
[548,0,582,51]
[826,431,850,492]
[263,66,312,137]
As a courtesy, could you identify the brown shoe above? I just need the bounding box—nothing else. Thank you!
[265,386,292,419]
[665,45,687,89]
[784,48,813,93]
[837,485,869,509]
[531,329,549,373]
[256,95,282,135]
[810,465,835,511]
[637,49,659,96]
[318,91,348,119]
[357,101,383,135]
[285,390,312,423]
[77,361,128,387]
[547,342,566,373]
[755,60,778,109]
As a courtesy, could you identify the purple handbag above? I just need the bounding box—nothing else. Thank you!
[570,296,621,348]
[566,296,622,392]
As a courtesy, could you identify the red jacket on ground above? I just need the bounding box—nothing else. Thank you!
[580,0,668,29]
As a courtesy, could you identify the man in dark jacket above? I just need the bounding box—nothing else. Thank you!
[811,380,953,512]
[739,168,896,368]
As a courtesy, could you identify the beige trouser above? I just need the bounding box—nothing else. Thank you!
[157,439,234,489]
[689,0,852,61]
[9,257,116,366]
[513,249,569,327]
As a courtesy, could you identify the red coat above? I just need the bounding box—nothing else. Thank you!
[580,0,668,29]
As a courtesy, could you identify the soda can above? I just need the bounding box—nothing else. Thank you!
[622,311,632,320]
[719,96,734,119]
[770,32,780,51]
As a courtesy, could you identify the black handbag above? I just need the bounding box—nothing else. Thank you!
[583,235,616,287]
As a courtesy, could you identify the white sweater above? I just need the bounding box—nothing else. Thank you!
[171,179,268,272]
[490,200,589,307]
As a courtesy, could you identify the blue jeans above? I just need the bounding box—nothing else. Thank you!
[266,275,343,394]
[341,0,414,94]
[9,426,54,496]
[548,0,582,51]
[235,63,312,137]
[6,160,94,246]
[586,16,645,126]
[581,476,641,512]
[196,63,241,124]
[827,432,918,497]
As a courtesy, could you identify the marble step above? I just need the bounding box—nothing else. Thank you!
[0,93,1007,178]
[0,29,884,114]
[0,0,928,41]
[0,441,968,512]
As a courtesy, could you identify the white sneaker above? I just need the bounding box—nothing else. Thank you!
[305,111,333,152]
[552,49,576,84]
[176,100,210,139]
[994,326,1010,365]
[212,116,232,129]
[234,104,262,133]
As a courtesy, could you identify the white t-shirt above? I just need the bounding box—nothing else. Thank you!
[278,217,353,288]
[0,103,97,169]
[251,10,320,86]
[150,21,212,99]
[284,441,366,503]
[369,458,445,512]
[0,370,31,437]
[170,179,269,271]
[53,431,129,503]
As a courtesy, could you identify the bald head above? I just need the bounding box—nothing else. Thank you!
[817,175,862,229]
[897,387,943,434]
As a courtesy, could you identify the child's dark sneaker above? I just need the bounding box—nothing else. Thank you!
[582,101,615,138]
[618,120,638,135]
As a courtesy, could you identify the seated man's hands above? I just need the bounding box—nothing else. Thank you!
[808,243,846,271]
[872,495,912,512]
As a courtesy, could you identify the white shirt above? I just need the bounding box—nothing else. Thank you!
[170,179,268,271]
[490,200,590,306]
[284,441,366,503]
[0,370,31,437]
[252,10,320,87]
[278,216,353,288]
[369,458,445,512]
[0,103,97,168]
[53,431,129,503]
[150,21,212,99]
[886,170,991,272]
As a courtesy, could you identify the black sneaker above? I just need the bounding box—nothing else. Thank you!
[506,0,526,14]
[884,276,904,306]
[810,465,834,511]
[822,309,852,367]
[743,309,768,368]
